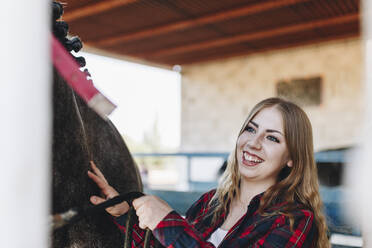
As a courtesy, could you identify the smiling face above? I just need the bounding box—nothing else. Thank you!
[237,106,292,187]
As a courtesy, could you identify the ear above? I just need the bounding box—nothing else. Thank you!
[287,160,293,168]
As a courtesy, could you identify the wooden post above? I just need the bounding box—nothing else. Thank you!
[0,0,50,247]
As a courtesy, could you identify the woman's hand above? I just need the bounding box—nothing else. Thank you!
[87,161,129,217]
[132,195,173,230]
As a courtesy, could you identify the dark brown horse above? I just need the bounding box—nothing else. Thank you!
[51,2,142,247]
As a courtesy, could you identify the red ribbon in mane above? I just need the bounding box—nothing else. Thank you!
[51,34,116,120]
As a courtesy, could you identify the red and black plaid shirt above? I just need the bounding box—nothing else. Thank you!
[114,190,317,247]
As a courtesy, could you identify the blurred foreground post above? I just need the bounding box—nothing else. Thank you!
[0,1,50,247]
[363,0,372,245]
[352,0,372,246]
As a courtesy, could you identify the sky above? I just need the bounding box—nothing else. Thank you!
[80,52,181,149]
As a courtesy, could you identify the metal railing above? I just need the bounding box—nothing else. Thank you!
[133,152,230,186]
[133,150,347,187]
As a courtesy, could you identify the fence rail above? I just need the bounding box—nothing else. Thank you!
[133,150,347,186]
[133,152,229,186]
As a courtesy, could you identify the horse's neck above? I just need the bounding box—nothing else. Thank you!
[71,90,92,160]
[74,92,143,192]
[52,71,92,211]
[52,69,142,247]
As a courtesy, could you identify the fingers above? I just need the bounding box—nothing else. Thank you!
[136,205,149,229]
[132,196,146,210]
[90,195,106,205]
[87,170,107,191]
[87,161,127,217]
[138,217,148,229]
[90,195,130,216]
[133,196,149,229]
[87,162,119,199]
[135,204,146,217]
[90,161,108,184]
[132,196,173,230]
[135,204,149,229]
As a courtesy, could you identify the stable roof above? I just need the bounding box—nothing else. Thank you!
[63,0,360,67]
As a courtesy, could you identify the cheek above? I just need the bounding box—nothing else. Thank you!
[237,133,248,147]
[273,146,289,164]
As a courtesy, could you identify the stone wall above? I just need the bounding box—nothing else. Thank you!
[180,38,364,152]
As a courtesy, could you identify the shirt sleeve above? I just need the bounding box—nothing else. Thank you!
[254,209,317,248]
[113,190,218,248]
[152,190,218,248]
[114,210,217,248]
[112,212,159,247]
[153,210,217,248]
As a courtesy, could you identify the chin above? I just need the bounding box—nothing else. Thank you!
[239,166,259,180]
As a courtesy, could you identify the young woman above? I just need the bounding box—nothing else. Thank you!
[88,97,329,247]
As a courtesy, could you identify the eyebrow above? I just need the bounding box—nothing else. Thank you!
[249,121,284,136]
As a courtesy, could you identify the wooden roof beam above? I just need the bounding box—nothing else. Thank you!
[91,0,310,46]
[137,13,359,59]
[63,0,139,22]
[172,32,359,65]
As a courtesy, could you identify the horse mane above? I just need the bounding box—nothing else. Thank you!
[52,2,142,247]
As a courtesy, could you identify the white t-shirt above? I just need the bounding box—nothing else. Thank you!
[207,228,228,247]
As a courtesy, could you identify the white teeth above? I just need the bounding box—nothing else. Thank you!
[243,152,263,163]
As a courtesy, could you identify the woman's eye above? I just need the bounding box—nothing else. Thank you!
[245,126,255,133]
[267,136,280,143]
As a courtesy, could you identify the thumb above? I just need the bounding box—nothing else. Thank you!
[90,195,106,205]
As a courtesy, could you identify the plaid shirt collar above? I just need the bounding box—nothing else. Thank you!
[198,190,291,240]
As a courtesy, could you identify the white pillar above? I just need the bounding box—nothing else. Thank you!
[0,1,50,247]
[345,1,372,246]
[362,1,372,245]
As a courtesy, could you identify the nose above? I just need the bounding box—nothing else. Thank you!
[247,134,262,150]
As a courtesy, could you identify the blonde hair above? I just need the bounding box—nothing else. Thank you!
[209,97,329,248]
